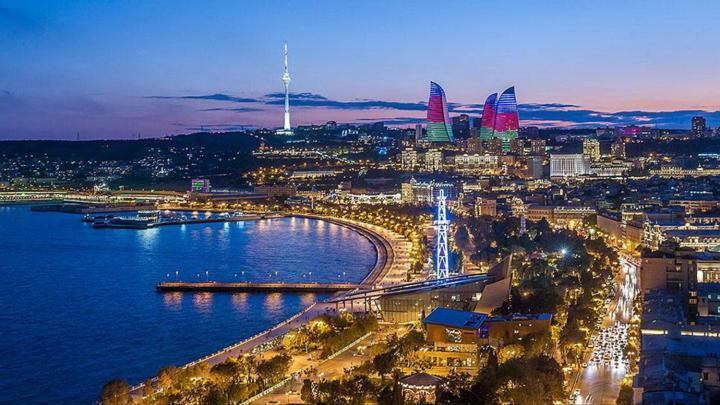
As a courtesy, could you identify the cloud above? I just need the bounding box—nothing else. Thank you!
[143,91,720,130]
[264,97,428,111]
[184,123,256,131]
[264,92,328,101]
[145,93,258,103]
[200,107,262,112]
[355,116,425,125]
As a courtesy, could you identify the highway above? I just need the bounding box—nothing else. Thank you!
[575,255,638,404]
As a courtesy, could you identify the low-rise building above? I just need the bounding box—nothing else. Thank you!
[420,307,551,372]
[475,197,498,217]
[525,204,595,229]
[454,154,498,174]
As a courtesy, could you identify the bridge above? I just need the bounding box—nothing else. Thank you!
[156,281,365,293]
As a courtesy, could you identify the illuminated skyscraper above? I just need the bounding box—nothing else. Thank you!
[479,93,498,141]
[583,138,601,161]
[692,116,707,137]
[426,82,454,143]
[493,86,519,151]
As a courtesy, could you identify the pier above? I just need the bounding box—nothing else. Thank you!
[156,281,364,293]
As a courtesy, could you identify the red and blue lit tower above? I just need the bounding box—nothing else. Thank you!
[426,82,455,143]
[479,92,498,141]
[493,86,519,151]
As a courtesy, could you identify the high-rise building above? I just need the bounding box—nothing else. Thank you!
[426,82,454,143]
[493,87,520,152]
[530,139,546,155]
[550,154,591,177]
[452,114,471,139]
[524,156,545,179]
[692,116,707,137]
[582,138,601,161]
[466,132,483,154]
[479,93,498,141]
[414,124,423,144]
[276,42,294,136]
[485,137,503,155]
[611,139,626,159]
[509,138,525,155]
[520,126,539,138]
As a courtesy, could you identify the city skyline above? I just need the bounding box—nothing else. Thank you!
[2,0,720,139]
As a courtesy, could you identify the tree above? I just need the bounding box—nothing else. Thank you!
[157,366,179,390]
[99,379,129,405]
[256,353,292,388]
[372,351,396,381]
[301,379,317,403]
[141,378,154,398]
[616,381,633,405]
[204,386,228,405]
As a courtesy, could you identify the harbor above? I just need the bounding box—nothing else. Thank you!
[87,210,286,229]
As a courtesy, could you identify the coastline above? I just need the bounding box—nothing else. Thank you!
[128,214,410,397]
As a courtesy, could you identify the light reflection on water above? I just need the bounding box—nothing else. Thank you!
[163,292,183,311]
[193,292,213,314]
[0,206,377,403]
[232,293,249,311]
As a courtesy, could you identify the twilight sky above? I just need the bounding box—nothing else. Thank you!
[2,0,720,140]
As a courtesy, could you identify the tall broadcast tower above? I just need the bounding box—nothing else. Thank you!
[434,189,450,279]
[277,42,293,135]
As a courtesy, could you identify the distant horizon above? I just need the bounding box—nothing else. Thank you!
[2,0,720,139]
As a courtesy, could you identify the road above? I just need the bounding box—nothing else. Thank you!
[576,255,638,404]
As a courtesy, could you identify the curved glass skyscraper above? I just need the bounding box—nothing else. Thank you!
[426,81,455,143]
[493,86,519,151]
[479,92,498,141]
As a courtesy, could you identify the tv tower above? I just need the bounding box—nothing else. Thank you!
[434,189,450,279]
[277,42,293,135]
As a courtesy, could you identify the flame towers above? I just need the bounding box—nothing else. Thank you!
[493,86,519,150]
[479,92,498,141]
[478,86,519,151]
[426,82,454,143]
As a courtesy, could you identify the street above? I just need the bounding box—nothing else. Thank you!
[575,255,638,404]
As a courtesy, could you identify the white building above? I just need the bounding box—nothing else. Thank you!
[454,154,499,173]
[425,149,444,171]
[550,154,590,178]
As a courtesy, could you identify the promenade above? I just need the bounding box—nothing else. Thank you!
[128,215,413,399]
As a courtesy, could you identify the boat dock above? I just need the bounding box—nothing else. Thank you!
[91,212,286,229]
[156,281,364,293]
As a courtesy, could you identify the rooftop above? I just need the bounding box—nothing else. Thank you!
[399,372,444,387]
[487,313,552,322]
[423,307,487,329]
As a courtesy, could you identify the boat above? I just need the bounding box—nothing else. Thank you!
[93,217,154,229]
[83,214,114,223]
